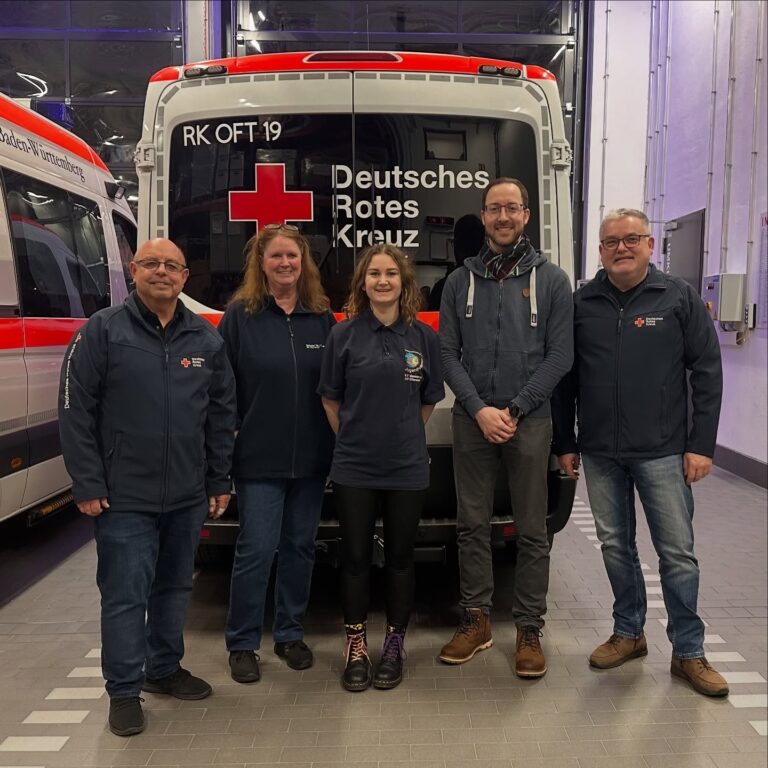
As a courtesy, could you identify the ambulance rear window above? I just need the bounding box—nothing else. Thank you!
[168,112,538,312]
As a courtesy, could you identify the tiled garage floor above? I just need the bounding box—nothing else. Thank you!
[0,467,765,768]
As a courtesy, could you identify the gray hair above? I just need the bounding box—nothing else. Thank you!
[599,208,650,238]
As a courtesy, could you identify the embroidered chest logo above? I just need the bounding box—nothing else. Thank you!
[181,357,205,368]
[404,349,424,383]
[305,343,324,350]
[634,316,664,328]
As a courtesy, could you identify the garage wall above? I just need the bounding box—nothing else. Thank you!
[584,0,768,477]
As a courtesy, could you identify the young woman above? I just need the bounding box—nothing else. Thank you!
[318,244,444,691]
[219,225,335,684]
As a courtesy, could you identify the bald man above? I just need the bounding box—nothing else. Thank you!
[59,239,236,736]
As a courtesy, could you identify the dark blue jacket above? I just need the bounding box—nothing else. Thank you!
[552,266,722,459]
[218,298,335,480]
[58,292,236,512]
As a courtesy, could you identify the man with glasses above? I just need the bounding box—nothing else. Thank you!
[59,238,236,735]
[553,208,728,696]
[439,178,573,677]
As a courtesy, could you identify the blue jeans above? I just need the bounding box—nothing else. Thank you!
[225,477,325,651]
[94,502,207,697]
[582,454,705,658]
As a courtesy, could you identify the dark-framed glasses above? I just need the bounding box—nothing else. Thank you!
[483,203,527,216]
[133,259,187,273]
[262,223,300,232]
[600,234,651,250]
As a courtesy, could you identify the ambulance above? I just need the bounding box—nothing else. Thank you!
[136,50,576,561]
[0,93,136,525]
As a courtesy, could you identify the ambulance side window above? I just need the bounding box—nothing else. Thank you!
[113,212,137,290]
[2,169,110,318]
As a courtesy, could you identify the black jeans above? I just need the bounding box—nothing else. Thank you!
[334,484,427,627]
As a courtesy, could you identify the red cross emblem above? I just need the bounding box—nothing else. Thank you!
[634,318,645,328]
[180,357,191,368]
[229,163,313,229]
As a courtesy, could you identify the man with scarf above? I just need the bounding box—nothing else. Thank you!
[438,178,573,677]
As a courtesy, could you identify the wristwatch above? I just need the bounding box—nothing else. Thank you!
[509,404,525,421]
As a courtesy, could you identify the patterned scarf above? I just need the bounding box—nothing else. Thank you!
[480,234,532,280]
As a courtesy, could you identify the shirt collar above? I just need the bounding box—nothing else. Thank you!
[133,291,185,326]
[363,307,408,335]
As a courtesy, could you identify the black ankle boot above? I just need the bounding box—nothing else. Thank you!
[342,623,371,692]
[373,625,405,689]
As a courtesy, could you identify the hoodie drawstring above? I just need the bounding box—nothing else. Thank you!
[465,266,538,328]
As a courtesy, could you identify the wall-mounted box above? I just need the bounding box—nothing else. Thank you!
[702,273,745,324]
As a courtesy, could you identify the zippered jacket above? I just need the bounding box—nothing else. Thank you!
[218,298,336,480]
[439,242,573,419]
[58,292,236,512]
[551,266,722,458]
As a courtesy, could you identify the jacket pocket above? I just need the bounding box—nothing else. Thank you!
[621,383,667,453]
[577,383,615,453]
[110,431,164,506]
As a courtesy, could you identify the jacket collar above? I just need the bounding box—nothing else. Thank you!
[580,264,665,299]
[125,291,194,332]
[264,294,313,315]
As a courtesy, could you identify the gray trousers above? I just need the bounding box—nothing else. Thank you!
[453,411,552,628]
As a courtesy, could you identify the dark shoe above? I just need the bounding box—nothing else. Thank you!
[274,640,313,670]
[342,624,371,692]
[671,655,729,697]
[229,650,261,683]
[108,696,145,737]
[439,608,493,664]
[373,627,405,690]
[589,633,648,669]
[142,667,212,700]
[515,626,547,678]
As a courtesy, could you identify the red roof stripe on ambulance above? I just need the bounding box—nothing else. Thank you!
[0,93,110,174]
[150,51,554,82]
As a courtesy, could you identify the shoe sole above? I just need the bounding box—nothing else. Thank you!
[275,655,313,671]
[141,683,212,700]
[342,679,372,692]
[108,721,145,737]
[670,665,729,697]
[230,671,260,684]
[589,647,648,670]
[373,675,403,690]
[439,638,493,665]
[516,666,548,678]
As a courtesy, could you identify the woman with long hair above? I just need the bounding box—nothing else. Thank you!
[219,224,335,683]
[318,243,444,691]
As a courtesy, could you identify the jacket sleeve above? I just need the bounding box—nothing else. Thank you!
[682,284,722,456]
[204,340,237,496]
[439,272,486,416]
[512,268,574,415]
[58,315,109,503]
[217,305,242,430]
[421,326,445,405]
[551,363,579,455]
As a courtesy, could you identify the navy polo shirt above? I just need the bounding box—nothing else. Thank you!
[318,309,445,490]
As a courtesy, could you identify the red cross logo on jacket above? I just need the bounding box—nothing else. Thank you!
[634,317,645,328]
[228,163,313,230]
[180,358,191,368]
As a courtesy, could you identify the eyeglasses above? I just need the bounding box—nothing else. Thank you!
[483,203,527,216]
[133,259,188,274]
[600,234,651,250]
[262,223,300,232]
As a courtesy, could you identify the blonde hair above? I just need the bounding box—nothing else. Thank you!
[343,243,422,325]
[229,226,329,314]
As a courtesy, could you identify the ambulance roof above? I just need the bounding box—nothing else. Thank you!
[150,50,555,84]
[0,92,109,174]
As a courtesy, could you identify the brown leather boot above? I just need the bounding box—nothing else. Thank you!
[589,633,648,669]
[515,626,546,678]
[439,608,492,664]
[671,656,729,697]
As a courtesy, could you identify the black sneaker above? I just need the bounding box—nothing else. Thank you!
[229,650,261,683]
[274,640,313,670]
[108,696,145,737]
[142,667,212,700]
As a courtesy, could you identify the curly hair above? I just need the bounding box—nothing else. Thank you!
[343,243,422,325]
[229,226,329,314]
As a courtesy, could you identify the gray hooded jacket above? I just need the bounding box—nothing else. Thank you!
[439,243,573,419]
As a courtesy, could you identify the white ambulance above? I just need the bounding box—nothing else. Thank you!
[137,50,575,560]
[0,93,136,525]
